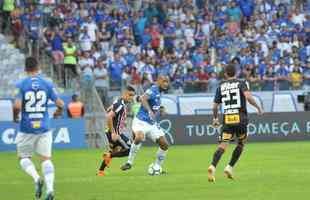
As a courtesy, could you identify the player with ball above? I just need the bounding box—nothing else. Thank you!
[121,76,169,176]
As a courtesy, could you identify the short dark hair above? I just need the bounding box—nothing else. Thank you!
[72,94,78,101]
[25,57,38,72]
[224,64,236,77]
[126,85,136,93]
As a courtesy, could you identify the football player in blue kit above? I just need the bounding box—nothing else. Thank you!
[121,75,169,174]
[13,57,64,200]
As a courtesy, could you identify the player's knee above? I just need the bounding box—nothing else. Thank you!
[218,143,228,151]
[237,142,245,149]
[159,142,168,151]
[124,149,130,156]
[133,132,144,144]
[158,138,169,151]
[39,155,51,161]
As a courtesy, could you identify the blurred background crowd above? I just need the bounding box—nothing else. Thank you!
[0,0,309,106]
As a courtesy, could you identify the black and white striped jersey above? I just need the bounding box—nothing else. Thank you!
[107,98,127,135]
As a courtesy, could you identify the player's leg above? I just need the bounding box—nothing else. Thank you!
[110,134,131,158]
[208,130,232,182]
[98,134,131,176]
[224,128,247,180]
[121,131,144,170]
[16,132,43,199]
[36,131,55,200]
[98,132,114,176]
[152,127,168,171]
[121,118,148,171]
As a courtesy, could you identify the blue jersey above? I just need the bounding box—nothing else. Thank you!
[137,85,161,125]
[15,75,59,134]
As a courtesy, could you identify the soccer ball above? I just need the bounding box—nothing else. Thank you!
[148,163,162,176]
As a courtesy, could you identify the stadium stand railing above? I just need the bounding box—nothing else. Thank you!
[0,34,25,98]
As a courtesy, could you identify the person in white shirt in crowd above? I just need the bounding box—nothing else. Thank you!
[79,27,92,52]
[81,16,98,43]
[94,59,109,107]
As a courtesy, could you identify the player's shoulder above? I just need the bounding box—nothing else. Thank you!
[113,98,125,107]
[37,75,54,87]
[149,84,160,94]
[237,79,250,89]
[112,98,125,113]
[15,76,34,90]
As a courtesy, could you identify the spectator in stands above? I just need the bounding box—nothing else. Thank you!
[11,9,23,48]
[67,94,85,118]
[24,4,41,59]
[4,0,310,96]
[195,67,209,92]
[79,51,95,70]
[276,59,291,90]
[109,52,125,90]
[63,37,78,87]
[303,62,310,90]
[79,26,92,52]
[1,0,15,34]
[51,28,64,78]
[94,59,109,108]
[290,65,303,90]
[207,71,219,93]
[184,68,198,93]
[81,15,98,43]
[262,65,276,91]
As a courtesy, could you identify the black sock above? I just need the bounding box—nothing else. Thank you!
[211,147,225,167]
[111,149,130,158]
[98,160,107,171]
[229,145,244,167]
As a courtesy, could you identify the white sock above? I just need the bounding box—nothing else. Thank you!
[42,160,55,194]
[154,148,167,168]
[127,143,141,165]
[20,158,40,183]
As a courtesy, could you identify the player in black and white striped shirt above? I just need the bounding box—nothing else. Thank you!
[97,86,136,176]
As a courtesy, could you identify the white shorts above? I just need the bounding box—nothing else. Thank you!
[132,118,165,142]
[16,131,52,158]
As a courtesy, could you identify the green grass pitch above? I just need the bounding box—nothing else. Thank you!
[1,142,310,200]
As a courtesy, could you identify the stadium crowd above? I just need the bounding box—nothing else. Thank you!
[1,0,310,99]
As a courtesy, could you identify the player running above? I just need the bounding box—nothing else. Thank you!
[13,57,64,200]
[208,64,263,182]
[97,86,136,176]
[121,75,169,174]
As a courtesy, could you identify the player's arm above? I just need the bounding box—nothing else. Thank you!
[244,91,263,115]
[54,98,65,118]
[212,87,221,127]
[107,102,122,141]
[13,84,22,122]
[13,99,22,123]
[140,92,155,119]
[242,81,263,115]
[48,83,64,118]
[160,105,166,116]
[81,105,85,117]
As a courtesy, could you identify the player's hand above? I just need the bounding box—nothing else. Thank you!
[212,118,220,128]
[111,132,120,142]
[160,106,167,116]
[53,108,63,119]
[257,108,264,115]
[149,110,156,120]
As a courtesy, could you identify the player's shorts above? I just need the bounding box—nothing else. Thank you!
[219,124,248,143]
[132,117,165,142]
[16,131,52,158]
[106,131,131,150]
